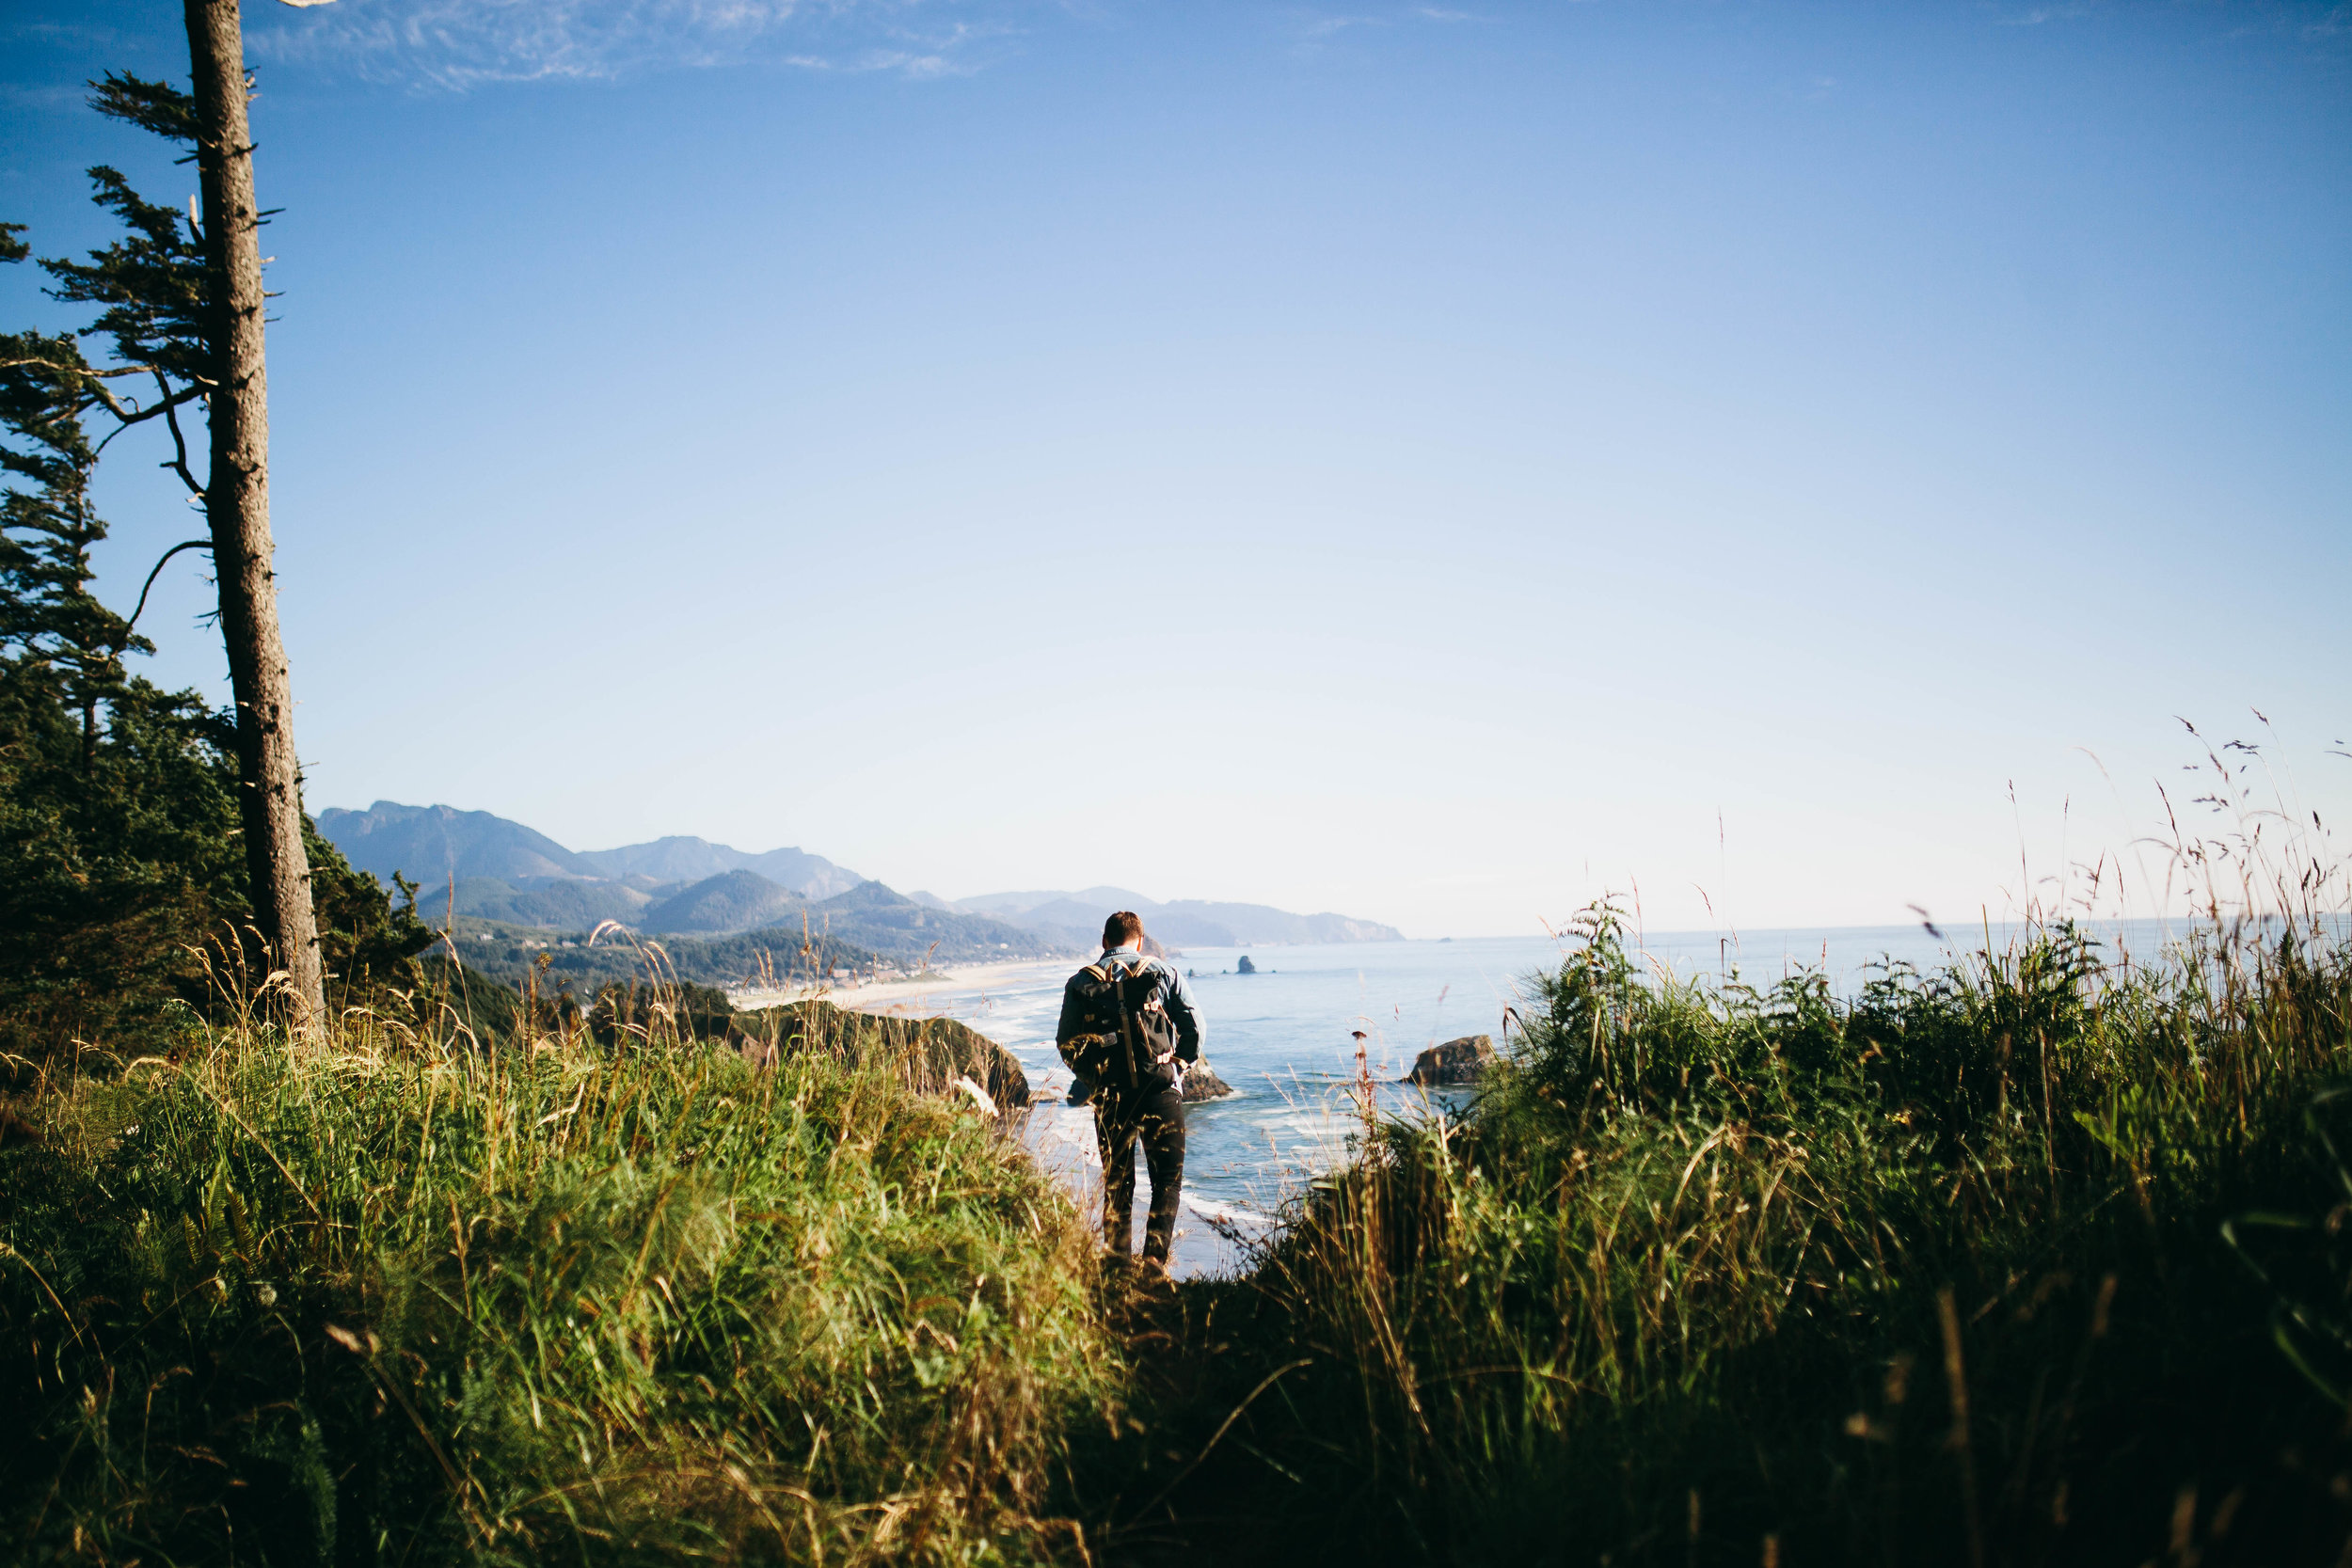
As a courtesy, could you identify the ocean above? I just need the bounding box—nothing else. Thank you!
[878,917,2228,1276]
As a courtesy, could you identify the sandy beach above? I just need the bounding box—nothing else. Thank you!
[727,956,1074,1017]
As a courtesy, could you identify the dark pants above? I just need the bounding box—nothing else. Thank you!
[1095,1084,1185,1263]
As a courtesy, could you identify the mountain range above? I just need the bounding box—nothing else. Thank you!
[317,802,862,897]
[315,800,1404,955]
[574,837,862,897]
[915,888,1403,948]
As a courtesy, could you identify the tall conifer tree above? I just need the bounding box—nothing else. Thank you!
[181,0,320,1022]
[32,1,327,1023]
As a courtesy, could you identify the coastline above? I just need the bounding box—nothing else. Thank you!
[728,955,1074,1016]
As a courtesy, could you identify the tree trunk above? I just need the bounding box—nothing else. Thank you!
[184,0,324,1025]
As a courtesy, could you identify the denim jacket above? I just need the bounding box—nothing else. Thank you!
[1056,947,1204,1067]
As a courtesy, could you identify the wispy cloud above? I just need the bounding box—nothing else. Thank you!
[1286,5,1486,51]
[246,0,1012,90]
[1992,3,2094,27]
[1294,12,1383,42]
[776,18,1009,79]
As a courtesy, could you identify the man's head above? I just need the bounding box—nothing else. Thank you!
[1102,911,1144,951]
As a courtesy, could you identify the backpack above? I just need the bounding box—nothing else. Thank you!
[1060,957,1181,1094]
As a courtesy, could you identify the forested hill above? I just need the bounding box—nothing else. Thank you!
[639,868,801,934]
[800,881,1051,962]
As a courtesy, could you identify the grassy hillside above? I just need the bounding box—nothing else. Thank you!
[0,1002,1120,1566]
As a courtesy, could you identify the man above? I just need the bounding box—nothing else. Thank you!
[1057,911,1202,1268]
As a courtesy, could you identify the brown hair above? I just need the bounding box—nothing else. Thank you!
[1102,911,1144,949]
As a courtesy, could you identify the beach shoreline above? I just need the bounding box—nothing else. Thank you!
[728,955,1075,1017]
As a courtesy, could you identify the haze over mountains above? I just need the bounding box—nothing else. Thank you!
[575,838,862,898]
[913,889,1401,949]
[315,802,1404,958]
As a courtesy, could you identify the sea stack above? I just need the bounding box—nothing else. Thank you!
[1183,1060,1236,1101]
[1404,1034,1496,1086]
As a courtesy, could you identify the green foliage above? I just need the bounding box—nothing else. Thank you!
[308,820,439,1016]
[0,1008,1117,1565]
[85,71,201,146]
[0,320,141,699]
[415,952,533,1044]
[0,665,246,1057]
[39,74,210,388]
[2,181,431,1059]
[2221,1083,2352,1409]
[589,975,740,1044]
[0,233,246,1058]
[1137,904,2352,1564]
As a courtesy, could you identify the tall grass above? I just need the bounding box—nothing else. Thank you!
[0,989,1120,1565]
[1129,759,2352,1564]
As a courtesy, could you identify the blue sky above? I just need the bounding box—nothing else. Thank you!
[5,0,2347,936]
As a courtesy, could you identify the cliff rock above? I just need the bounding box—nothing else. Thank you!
[1183,1059,1235,1101]
[1404,1034,1495,1086]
